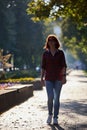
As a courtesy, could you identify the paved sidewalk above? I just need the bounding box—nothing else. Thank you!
[0,70,87,130]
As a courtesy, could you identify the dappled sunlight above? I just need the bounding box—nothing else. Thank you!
[0,70,87,129]
[59,99,87,130]
[60,70,87,100]
[60,99,87,116]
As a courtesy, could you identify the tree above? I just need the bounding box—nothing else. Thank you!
[27,0,87,26]
[14,0,44,69]
[0,0,45,70]
[0,0,17,54]
[61,18,87,68]
[27,0,87,69]
[0,0,8,49]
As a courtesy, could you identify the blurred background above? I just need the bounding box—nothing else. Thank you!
[0,0,87,79]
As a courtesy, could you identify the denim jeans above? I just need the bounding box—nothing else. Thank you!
[45,80,62,118]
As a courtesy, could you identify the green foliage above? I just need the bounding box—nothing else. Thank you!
[1,0,87,71]
[61,18,87,68]
[0,0,44,70]
[27,0,87,26]
[27,0,51,21]
[5,69,40,79]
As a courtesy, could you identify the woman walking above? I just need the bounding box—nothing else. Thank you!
[41,34,67,125]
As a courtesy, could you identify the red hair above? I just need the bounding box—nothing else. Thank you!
[44,34,60,50]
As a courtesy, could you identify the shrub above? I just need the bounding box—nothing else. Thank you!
[5,69,40,79]
[0,77,35,84]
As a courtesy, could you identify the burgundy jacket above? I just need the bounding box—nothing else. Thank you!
[41,49,67,81]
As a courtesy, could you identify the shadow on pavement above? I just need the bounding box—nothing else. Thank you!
[48,124,64,130]
[40,99,87,129]
[78,80,87,83]
[47,123,87,130]
[40,99,87,116]
[73,74,87,78]
[61,99,87,116]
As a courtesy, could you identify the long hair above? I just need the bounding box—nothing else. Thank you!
[44,34,60,50]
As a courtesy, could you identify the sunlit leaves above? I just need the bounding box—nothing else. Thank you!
[27,0,87,25]
[61,17,87,67]
[27,0,51,21]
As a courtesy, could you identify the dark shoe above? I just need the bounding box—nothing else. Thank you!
[53,118,58,125]
[47,115,52,124]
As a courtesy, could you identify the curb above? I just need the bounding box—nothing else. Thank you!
[0,84,33,113]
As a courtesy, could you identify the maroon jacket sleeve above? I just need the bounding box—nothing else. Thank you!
[41,52,46,70]
[60,50,67,68]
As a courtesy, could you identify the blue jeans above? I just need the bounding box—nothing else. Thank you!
[45,80,62,118]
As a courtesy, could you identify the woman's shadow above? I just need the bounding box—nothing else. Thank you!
[48,124,64,130]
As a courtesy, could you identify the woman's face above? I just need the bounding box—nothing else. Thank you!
[48,38,56,48]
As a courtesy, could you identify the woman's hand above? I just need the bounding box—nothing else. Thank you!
[61,75,67,85]
[60,67,67,85]
[41,69,45,86]
[41,78,45,86]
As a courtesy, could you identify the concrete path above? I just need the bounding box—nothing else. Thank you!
[0,70,87,130]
